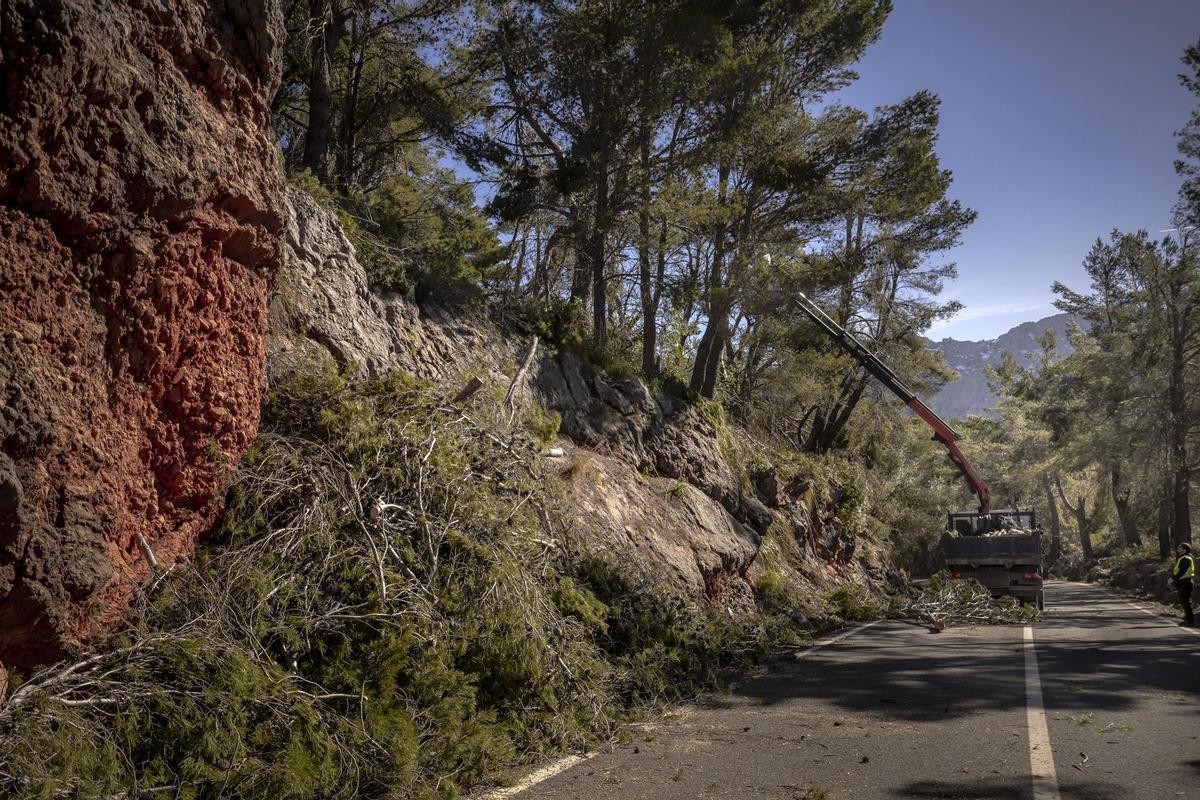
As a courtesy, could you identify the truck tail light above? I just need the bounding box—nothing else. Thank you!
[1024,572,1041,581]
[949,572,962,579]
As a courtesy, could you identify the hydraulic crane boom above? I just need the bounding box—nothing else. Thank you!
[794,292,991,513]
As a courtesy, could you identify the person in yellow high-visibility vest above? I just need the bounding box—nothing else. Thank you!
[1172,543,1195,626]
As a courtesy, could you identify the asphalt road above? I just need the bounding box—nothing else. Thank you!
[490,582,1200,800]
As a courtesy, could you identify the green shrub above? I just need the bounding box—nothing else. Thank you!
[525,406,562,447]
[569,555,777,705]
[823,583,888,624]
[0,367,813,799]
[756,568,793,610]
[694,397,726,432]
[288,163,506,303]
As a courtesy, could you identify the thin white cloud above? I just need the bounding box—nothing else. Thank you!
[927,300,1056,339]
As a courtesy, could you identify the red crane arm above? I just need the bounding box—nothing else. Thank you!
[905,398,991,513]
[791,292,991,514]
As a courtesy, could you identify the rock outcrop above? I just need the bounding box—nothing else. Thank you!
[0,0,284,669]
[271,187,523,383]
[560,446,760,612]
[273,189,869,610]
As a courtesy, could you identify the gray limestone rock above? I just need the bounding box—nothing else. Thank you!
[267,187,867,610]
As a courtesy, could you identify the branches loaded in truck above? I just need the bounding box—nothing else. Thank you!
[943,510,1044,609]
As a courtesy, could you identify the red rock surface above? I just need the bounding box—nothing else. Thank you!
[0,0,284,669]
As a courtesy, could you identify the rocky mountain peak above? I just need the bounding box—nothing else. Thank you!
[928,313,1080,419]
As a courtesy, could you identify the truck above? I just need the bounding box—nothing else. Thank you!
[792,293,1043,606]
[942,510,1045,609]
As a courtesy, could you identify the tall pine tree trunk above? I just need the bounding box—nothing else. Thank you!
[1055,474,1094,561]
[1041,473,1062,563]
[1110,463,1140,546]
[691,300,730,398]
[1076,497,1094,561]
[588,220,607,349]
[588,126,612,349]
[1172,465,1191,545]
[570,211,589,303]
[637,130,656,378]
[690,159,730,397]
[303,0,344,182]
[333,18,364,193]
[1168,308,1192,544]
[1159,470,1174,560]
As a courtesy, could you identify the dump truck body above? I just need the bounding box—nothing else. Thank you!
[941,510,1044,607]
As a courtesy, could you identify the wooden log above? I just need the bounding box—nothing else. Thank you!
[452,376,485,404]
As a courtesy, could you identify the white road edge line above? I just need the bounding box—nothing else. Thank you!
[793,619,881,660]
[472,754,589,800]
[1023,625,1061,800]
[1102,591,1200,637]
[477,619,883,798]
[1065,580,1200,635]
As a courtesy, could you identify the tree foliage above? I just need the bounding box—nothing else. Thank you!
[974,38,1200,566]
[276,0,968,426]
[263,0,988,580]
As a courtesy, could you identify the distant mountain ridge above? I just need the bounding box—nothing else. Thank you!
[927,313,1080,420]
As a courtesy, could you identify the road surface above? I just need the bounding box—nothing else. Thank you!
[489,582,1200,799]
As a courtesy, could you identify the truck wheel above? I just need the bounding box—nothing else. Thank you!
[1036,592,1045,612]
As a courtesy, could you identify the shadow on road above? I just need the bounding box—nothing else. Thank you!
[739,637,1027,722]
[892,776,1126,799]
[889,777,1027,798]
[734,584,1199,724]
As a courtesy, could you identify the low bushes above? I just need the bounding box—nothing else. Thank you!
[0,365,800,799]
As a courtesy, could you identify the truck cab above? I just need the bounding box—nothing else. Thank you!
[941,509,1044,609]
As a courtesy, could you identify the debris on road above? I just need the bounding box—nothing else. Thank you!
[905,574,1040,630]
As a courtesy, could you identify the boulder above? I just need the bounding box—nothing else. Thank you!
[0,0,284,668]
[558,447,760,603]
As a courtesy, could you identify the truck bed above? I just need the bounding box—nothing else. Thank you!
[941,532,1041,565]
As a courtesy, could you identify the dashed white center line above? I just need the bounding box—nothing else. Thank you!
[1024,625,1061,800]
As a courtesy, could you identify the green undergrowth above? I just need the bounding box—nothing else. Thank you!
[509,297,642,379]
[767,450,871,532]
[0,363,798,800]
[287,173,503,304]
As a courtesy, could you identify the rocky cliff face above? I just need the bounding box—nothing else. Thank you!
[0,0,284,669]
[272,189,874,613]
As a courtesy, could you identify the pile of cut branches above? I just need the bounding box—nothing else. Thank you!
[0,361,782,800]
[905,573,1040,630]
[0,365,613,799]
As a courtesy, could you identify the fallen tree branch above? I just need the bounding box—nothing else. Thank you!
[505,336,539,421]
[904,575,1039,630]
[135,533,158,570]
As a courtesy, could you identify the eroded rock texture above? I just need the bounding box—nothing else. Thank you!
[0,0,284,668]
[271,187,512,382]
[273,190,869,612]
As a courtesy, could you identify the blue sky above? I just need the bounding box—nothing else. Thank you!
[834,0,1200,341]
